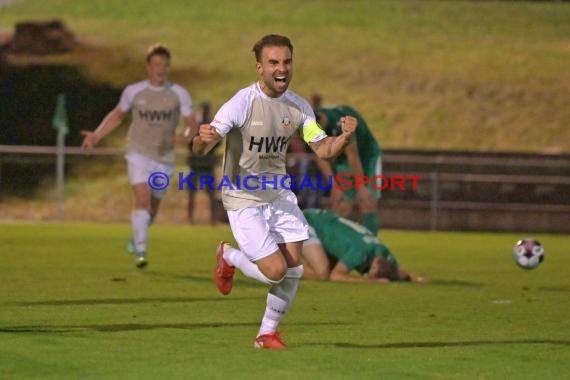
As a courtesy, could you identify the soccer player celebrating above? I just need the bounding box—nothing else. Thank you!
[192,34,357,349]
[81,44,198,268]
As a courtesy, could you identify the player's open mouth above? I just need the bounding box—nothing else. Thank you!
[275,76,287,83]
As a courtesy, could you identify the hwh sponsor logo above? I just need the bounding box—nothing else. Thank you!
[138,109,174,122]
[248,136,289,153]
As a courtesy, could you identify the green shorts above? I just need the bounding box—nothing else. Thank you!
[335,155,382,201]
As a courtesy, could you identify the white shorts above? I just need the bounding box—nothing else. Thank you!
[125,152,174,199]
[227,192,309,262]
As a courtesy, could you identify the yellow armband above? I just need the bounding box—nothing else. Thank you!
[301,120,325,143]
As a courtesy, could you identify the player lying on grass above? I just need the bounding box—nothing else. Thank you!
[302,208,427,283]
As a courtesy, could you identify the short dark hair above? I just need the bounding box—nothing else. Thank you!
[252,34,293,62]
[146,43,171,63]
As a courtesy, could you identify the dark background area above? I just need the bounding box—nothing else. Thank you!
[0,63,121,195]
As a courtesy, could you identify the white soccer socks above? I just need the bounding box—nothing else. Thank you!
[220,247,305,336]
[131,209,151,253]
[223,246,279,285]
[258,265,304,336]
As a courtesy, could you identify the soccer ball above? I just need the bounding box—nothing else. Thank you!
[512,239,545,270]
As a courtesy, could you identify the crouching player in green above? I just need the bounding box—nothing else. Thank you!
[302,208,427,283]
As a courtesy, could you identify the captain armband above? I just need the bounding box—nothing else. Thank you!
[301,120,326,144]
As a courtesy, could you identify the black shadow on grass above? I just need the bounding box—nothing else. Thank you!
[0,321,349,333]
[538,286,570,293]
[334,340,570,349]
[428,279,485,288]
[145,271,267,289]
[13,296,259,306]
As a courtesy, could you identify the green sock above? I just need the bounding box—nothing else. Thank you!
[362,212,379,236]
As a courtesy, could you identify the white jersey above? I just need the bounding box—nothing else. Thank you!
[211,82,326,210]
[119,80,192,164]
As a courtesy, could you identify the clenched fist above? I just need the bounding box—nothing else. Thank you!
[80,131,98,150]
[199,124,220,143]
[340,116,357,134]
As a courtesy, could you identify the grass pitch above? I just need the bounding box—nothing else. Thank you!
[0,224,568,379]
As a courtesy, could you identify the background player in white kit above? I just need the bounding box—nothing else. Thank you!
[81,44,197,268]
[192,34,357,349]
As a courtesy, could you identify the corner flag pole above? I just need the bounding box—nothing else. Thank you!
[52,93,69,222]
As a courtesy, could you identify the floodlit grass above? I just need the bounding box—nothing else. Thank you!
[1,0,569,152]
[0,224,569,379]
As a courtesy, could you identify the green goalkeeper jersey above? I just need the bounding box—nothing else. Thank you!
[316,105,382,166]
[303,209,398,274]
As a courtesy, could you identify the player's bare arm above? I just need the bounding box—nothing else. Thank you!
[310,116,357,159]
[316,139,370,205]
[314,155,346,206]
[401,269,429,283]
[176,114,199,146]
[183,114,199,141]
[81,106,126,150]
[328,261,389,283]
[345,140,365,177]
[192,124,222,155]
[344,141,376,212]
[314,157,335,185]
